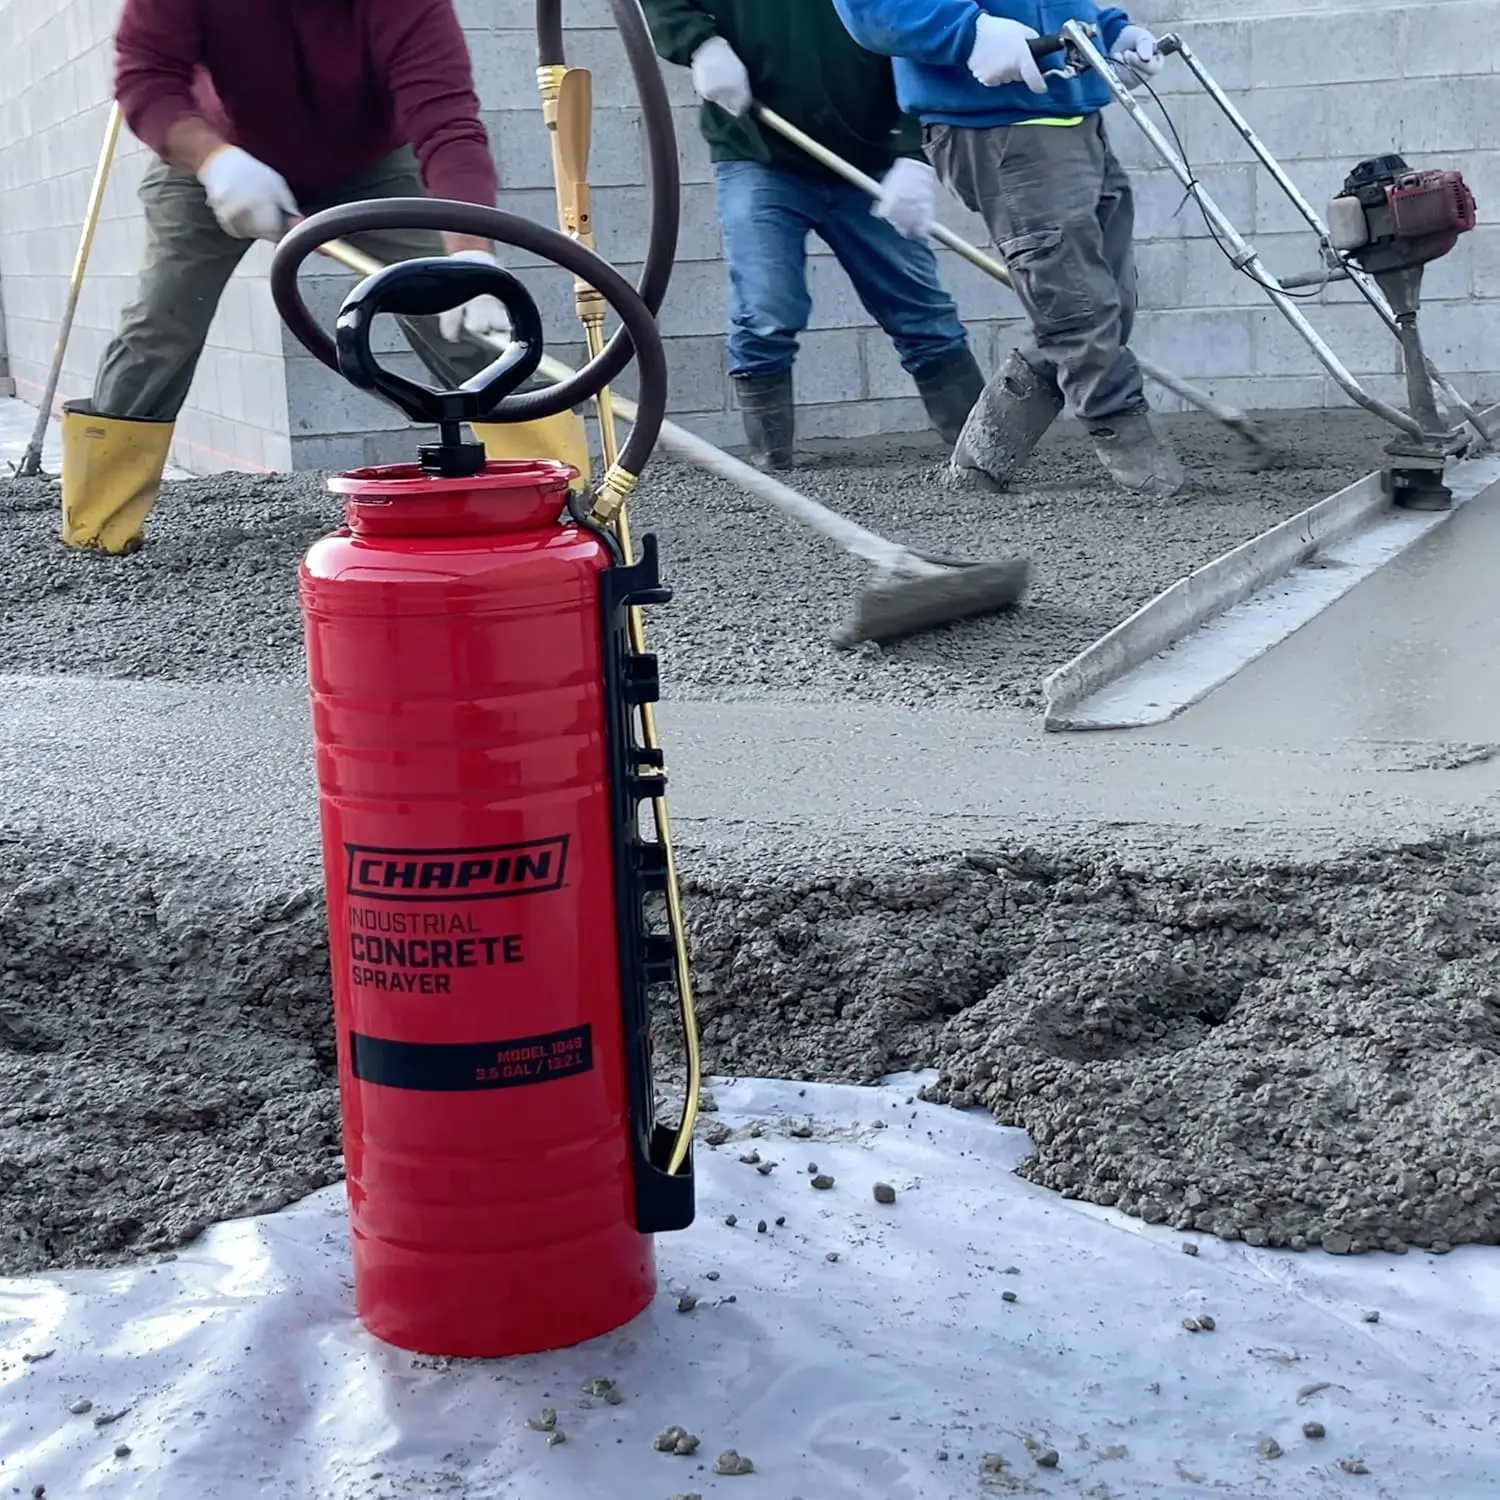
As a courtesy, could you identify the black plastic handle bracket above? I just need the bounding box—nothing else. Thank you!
[590,530,695,1236]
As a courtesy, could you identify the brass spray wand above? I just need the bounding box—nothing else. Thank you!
[540,63,702,1174]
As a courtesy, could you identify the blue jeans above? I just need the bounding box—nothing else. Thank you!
[711,159,970,382]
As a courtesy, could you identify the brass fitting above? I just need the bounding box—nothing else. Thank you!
[588,465,637,525]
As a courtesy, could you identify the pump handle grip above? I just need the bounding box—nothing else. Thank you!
[334,257,544,427]
[1028,33,1065,56]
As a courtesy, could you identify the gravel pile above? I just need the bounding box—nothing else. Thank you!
[686,838,1500,1256]
[0,407,1385,711]
[3,827,1498,1274]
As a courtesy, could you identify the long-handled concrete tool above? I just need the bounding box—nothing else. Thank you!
[750,101,1279,469]
[308,237,1030,648]
[12,102,123,478]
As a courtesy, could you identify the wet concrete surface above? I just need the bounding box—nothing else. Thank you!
[1174,477,1500,750]
[4,675,1499,868]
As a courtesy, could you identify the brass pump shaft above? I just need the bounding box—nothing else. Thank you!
[540,65,702,1175]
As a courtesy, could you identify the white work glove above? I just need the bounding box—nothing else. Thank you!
[967,14,1047,94]
[690,35,752,118]
[197,145,299,240]
[874,157,938,242]
[1110,24,1165,78]
[436,249,513,345]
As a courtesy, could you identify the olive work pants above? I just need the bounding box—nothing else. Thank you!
[924,112,1146,424]
[91,147,494,422]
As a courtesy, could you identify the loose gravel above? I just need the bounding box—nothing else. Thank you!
[0,407,1385,711]
[3,405,1491,1275]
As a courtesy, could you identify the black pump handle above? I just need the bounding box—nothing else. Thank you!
[1028,32,1065,55]
[334,257,544,427]
[271,200,669,479]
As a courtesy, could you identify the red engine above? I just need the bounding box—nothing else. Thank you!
[1387,169,1477,243]
[300,458,691,1357]
[1329,155,1477,274]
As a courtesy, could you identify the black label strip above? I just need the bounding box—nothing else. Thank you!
[350,1025,594,1092]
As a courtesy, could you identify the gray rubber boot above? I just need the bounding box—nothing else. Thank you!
[911,345,986,448]
[734,370,796,471]
[942,349,1064,493]
[1087,406,1187,498]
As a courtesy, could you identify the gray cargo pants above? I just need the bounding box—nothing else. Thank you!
[924,112,1145,424]
[92,148,492,422]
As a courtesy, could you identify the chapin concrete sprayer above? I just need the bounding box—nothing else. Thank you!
[1047,23,1487,510]
[269,208,695,1359]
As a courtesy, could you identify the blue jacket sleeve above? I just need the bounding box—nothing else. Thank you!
[830,0,985,68]
[1096,7,1132,54]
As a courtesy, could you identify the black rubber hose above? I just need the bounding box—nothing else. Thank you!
[536,0,679,320]
[270,200,668,479]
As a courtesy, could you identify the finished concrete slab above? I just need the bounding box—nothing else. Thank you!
[4,674,1499,870]
[1175,471,1500,749]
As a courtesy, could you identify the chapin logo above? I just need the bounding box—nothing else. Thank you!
[345,836,569,903]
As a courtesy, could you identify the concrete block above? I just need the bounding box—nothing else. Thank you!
[662,334,730,416]
[1417,301,1500,373]
[1400,0,1498,78]
[653,260,733,339]
[477,26,662,113]
[787,330,863,405]
[290,428,434,474]
[797,394,930,441]
[667,409,740,450]
[803,256,878,333]
[1148,373,1327,416]
[1135,238,1190,311]
[1132,161,1256,242]
[284,354,414,438]
[1249,12,1399,92]
[1252,160,1349,237]
[861,326,915,402]
[1131,306,1255,378]
[1250,300,1403,383]
[938,249,1018,324]
[567,331,726,416]
[1342,76,1494,160]
[860,323,1006,402]
[932,194,994,253]
[1472,229,1500,297]
[242,355,289,435]
[1144,19,1255,97]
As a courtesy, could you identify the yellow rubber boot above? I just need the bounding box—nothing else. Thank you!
[60,402,175,554]
[471,408,592,492]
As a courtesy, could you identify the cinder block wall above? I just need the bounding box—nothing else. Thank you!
[0,1,292,472]
[1125,0,1500,415]
[0,0,1494,475]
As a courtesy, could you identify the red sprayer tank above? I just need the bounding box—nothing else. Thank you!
[272,217,694,1358]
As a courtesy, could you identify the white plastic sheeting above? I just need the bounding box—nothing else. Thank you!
[3,1074,1499,1498]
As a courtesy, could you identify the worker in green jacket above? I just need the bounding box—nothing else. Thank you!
[640,0,986,470]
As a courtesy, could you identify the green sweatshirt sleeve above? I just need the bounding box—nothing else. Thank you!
[638,0,720,68]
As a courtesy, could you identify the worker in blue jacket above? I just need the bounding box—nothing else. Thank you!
[831,0,1185,499]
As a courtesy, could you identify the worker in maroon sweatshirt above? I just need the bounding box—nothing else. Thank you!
[63,0,576,554]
